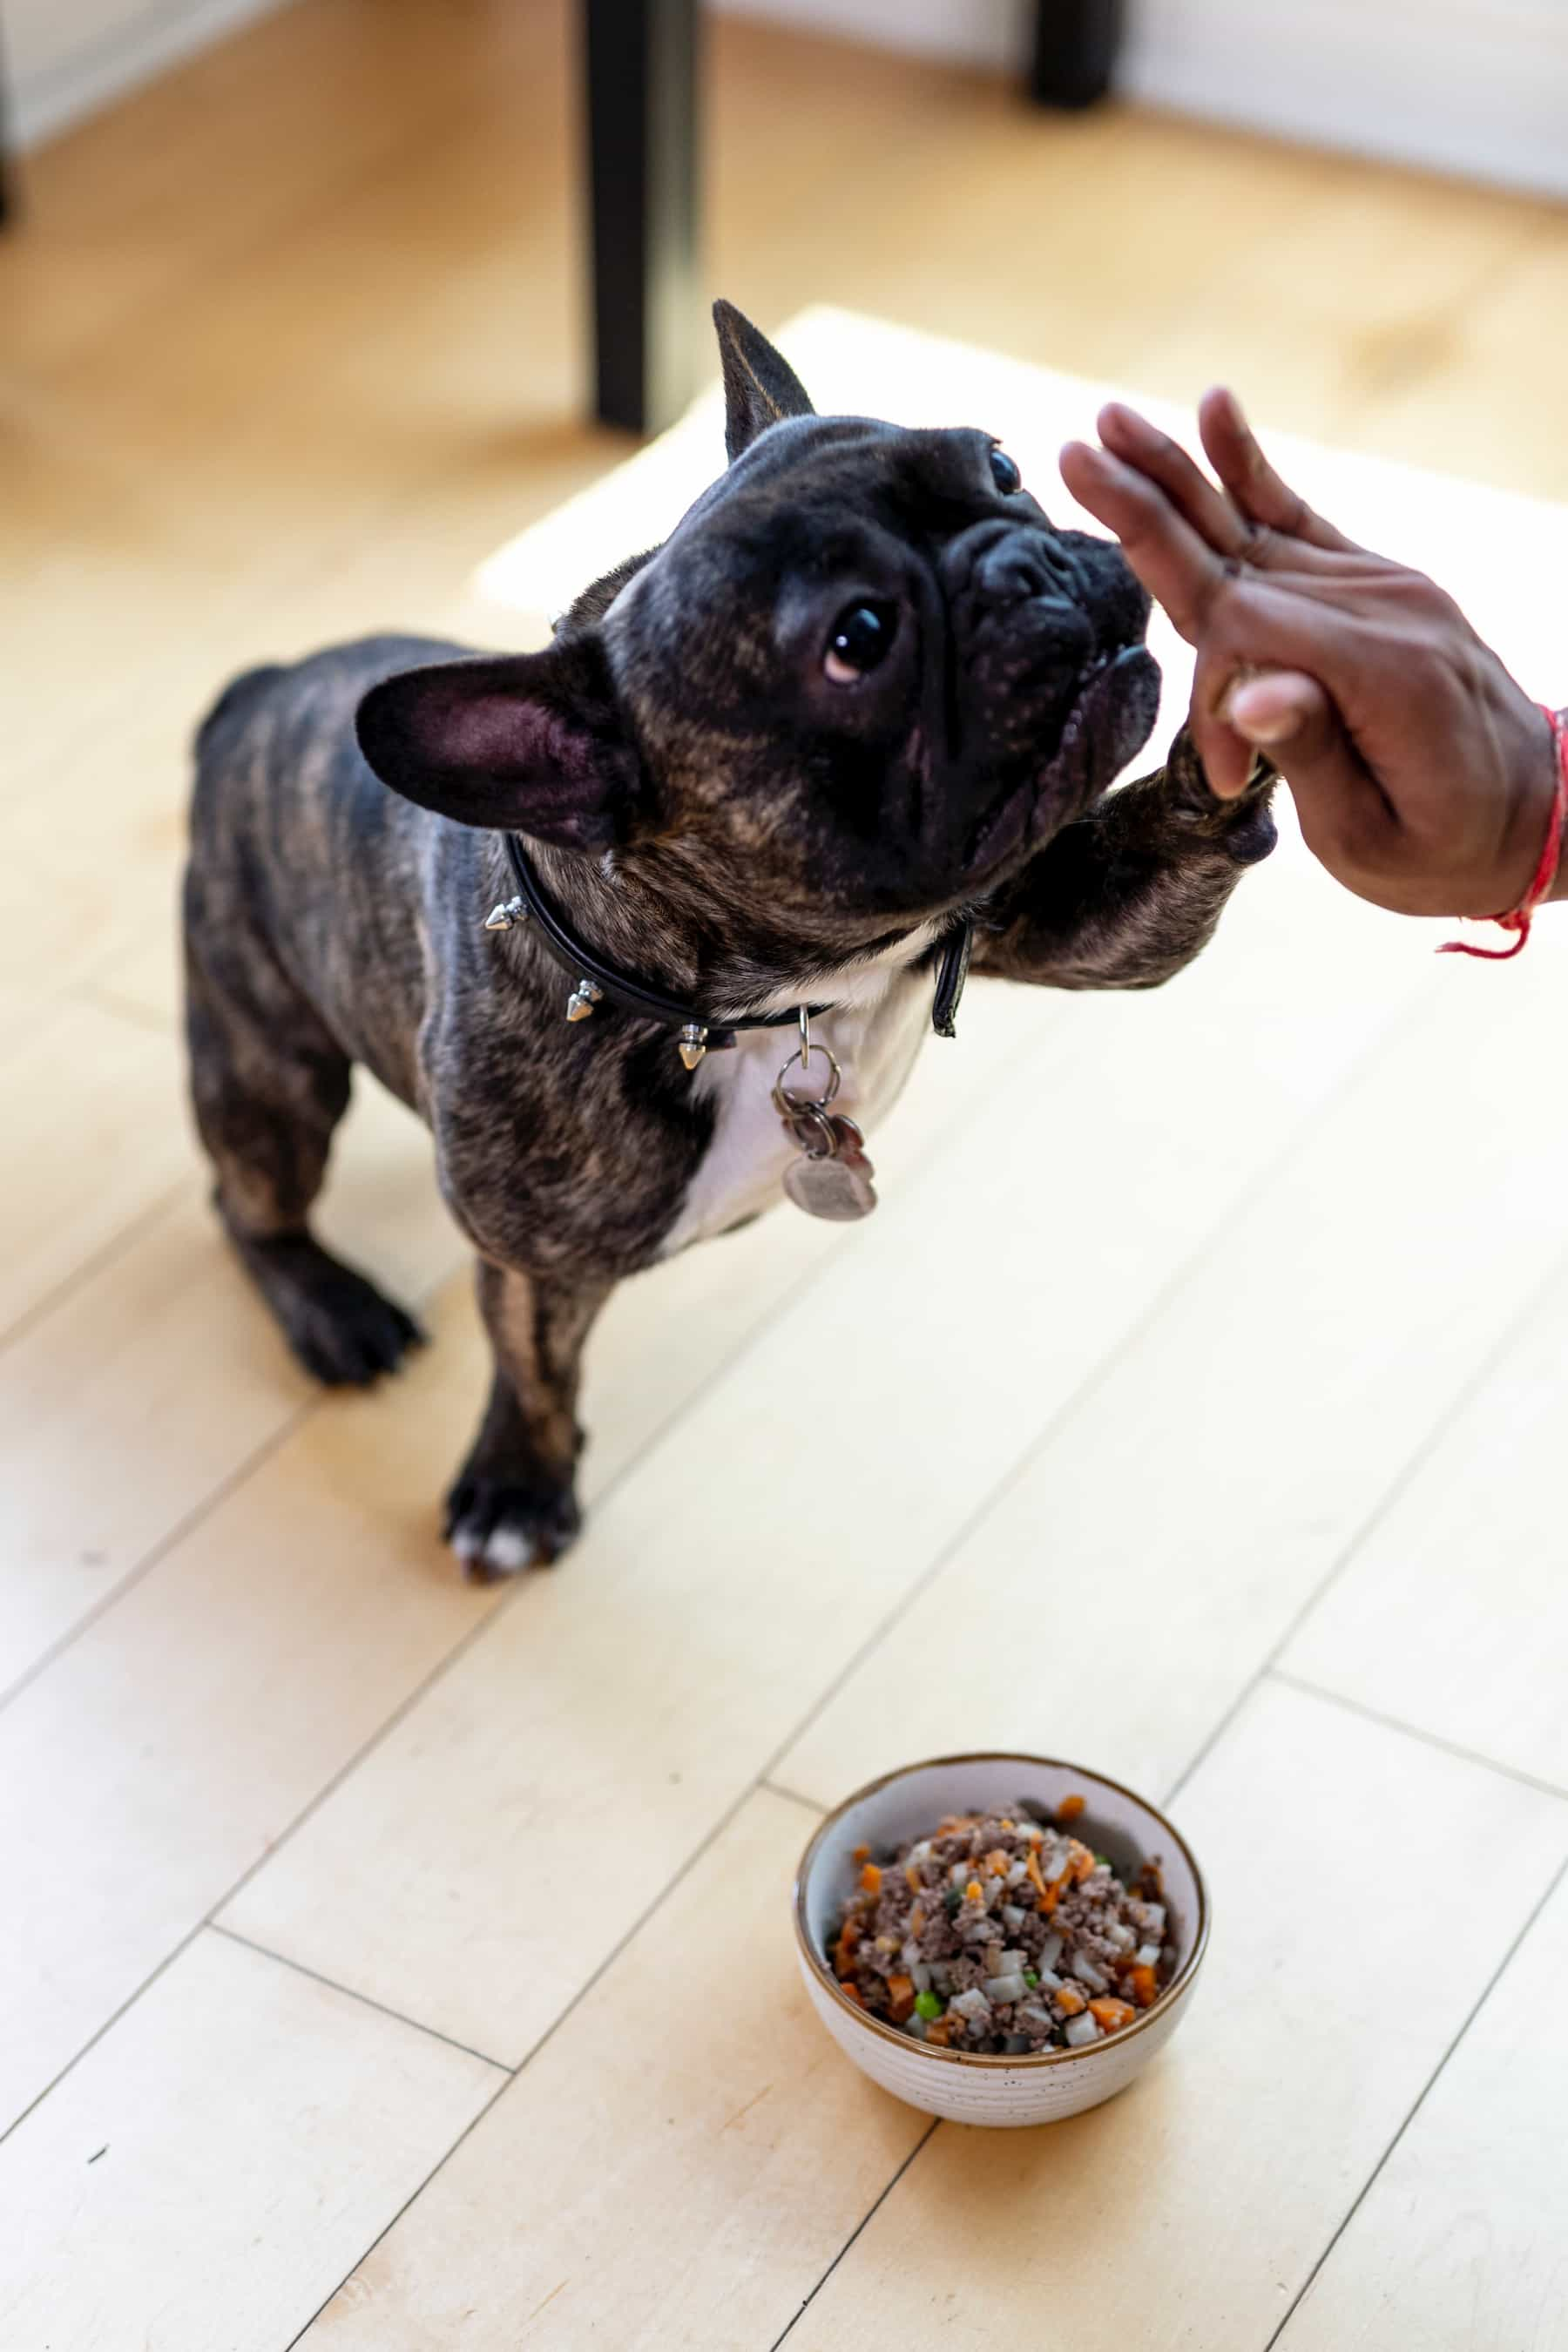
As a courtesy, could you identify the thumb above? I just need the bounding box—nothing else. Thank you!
[1222,669,1398,877]
[1223,671,1341,760]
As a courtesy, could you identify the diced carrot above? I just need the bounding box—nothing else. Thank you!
[1131,1964,1159,2008]
[964,1878,984,1904]
[840,1982,865,2007]
[984,1848,1010,1876]
[887,1973,916,2022]
[1024,1848,1048,1900]
[1089,1997,1136,2033]
[860,1862,882,1896]
[924,2016,954,2047]
[909,1904,925,1939]
[1056,1794,1086,1822]
[1066,1839,1095,1883]
[904,1862,923,1895]
[999,1818,1015,1832]
[1054,1984,1086,2017]
[852,1843,870,1865]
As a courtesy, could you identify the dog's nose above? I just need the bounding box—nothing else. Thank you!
[949,522,1077,615]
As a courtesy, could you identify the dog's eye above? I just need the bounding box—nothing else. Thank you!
[823,602,898,685]
[990,446,1023,495]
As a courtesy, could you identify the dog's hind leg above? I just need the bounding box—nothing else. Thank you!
[443,1260,611,1578]
[184,882,423,1387]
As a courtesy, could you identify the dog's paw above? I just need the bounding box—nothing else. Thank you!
[1160,730,1278,862]
[443,1474,582,1582]
[235,1230,425,1387]
[286,1268,424,1387]
[1220,795,1278,867]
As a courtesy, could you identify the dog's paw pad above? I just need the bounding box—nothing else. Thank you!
[443,1479,581,1582]
[287,1274,424,1388]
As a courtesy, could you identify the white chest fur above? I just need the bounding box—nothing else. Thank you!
[660,947,936,1255]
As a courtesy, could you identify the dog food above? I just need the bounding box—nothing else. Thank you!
[831,1802,1173,2054]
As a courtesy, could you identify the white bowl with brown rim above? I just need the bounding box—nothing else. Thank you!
[793,1752,1208,2127]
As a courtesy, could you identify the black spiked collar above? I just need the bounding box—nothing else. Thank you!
[483,833,973,1069]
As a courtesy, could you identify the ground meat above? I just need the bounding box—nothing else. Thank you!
[830,1805,1174,2056]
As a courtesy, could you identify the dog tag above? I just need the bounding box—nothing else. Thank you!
[826,1113,874,1173]
[783,1151,879,1221]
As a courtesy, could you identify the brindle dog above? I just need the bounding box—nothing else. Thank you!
[185,304,1274,1576]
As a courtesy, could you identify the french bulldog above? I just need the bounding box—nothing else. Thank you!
[185,302,1274,1577]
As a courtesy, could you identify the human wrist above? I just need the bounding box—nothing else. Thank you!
[1545,708,1568,905]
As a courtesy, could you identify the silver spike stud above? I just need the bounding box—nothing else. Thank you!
[676,1023,709,1072]
[565,981,604,1024]
[483,895,527,932]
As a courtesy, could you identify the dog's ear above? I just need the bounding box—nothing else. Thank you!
[355,636,646,851]
[713,300,815,463]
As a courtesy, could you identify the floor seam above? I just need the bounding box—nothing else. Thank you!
[277,1770,778,2349]
[764,979,1438,1794]
[0,1176,187,1368]
[1162,1235,1568,1810]
[1260,1848,1568,2351]
[206,1923,514,2074]
[1268,1669,1568,1803]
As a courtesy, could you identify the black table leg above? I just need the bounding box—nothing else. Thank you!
[1030,0,1125,110]
[584,0,701,435]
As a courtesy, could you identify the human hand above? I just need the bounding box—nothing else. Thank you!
[1060,390,1562,920]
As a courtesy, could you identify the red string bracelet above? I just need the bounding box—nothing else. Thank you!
[1440,705,1568,961]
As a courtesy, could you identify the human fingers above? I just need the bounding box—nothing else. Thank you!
[1096,402,1256,562]
[1059,439,1227,642]
[1198,389,1363,554]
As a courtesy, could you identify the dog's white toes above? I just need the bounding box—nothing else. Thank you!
[480,1524,538,1576]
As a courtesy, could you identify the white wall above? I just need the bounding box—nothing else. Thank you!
[717,0,1568,200]
[2,0,286,146]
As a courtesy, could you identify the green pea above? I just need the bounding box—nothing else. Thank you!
[914,1990,943,2021]
[1024,1970,1039,1988]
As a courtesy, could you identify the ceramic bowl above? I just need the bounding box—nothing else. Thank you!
[793,1751,1208,2127]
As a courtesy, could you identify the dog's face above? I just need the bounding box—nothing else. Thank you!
[358,306,1160,951]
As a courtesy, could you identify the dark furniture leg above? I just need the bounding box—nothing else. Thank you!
[584,0,701,435]
[1030,0,1125,110]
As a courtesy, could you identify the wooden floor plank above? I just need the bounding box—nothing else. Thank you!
[297,1790,928,2352]
[1274,1861,1568,2352]
[780,1681,1568,2352]
[1281,1257,1568,1793]
[781,914,1568,1811]
[0,1081,458,1695]
[0,1929,502,2352]
[0,1002,189,1342]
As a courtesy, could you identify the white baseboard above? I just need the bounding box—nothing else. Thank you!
[715,0,1568,199]
[7,0,287,150]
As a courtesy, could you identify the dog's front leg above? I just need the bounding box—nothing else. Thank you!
[972,728,1277,992]
[444,1260,612,1579]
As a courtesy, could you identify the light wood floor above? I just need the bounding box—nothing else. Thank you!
[3,5,1568,2346]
